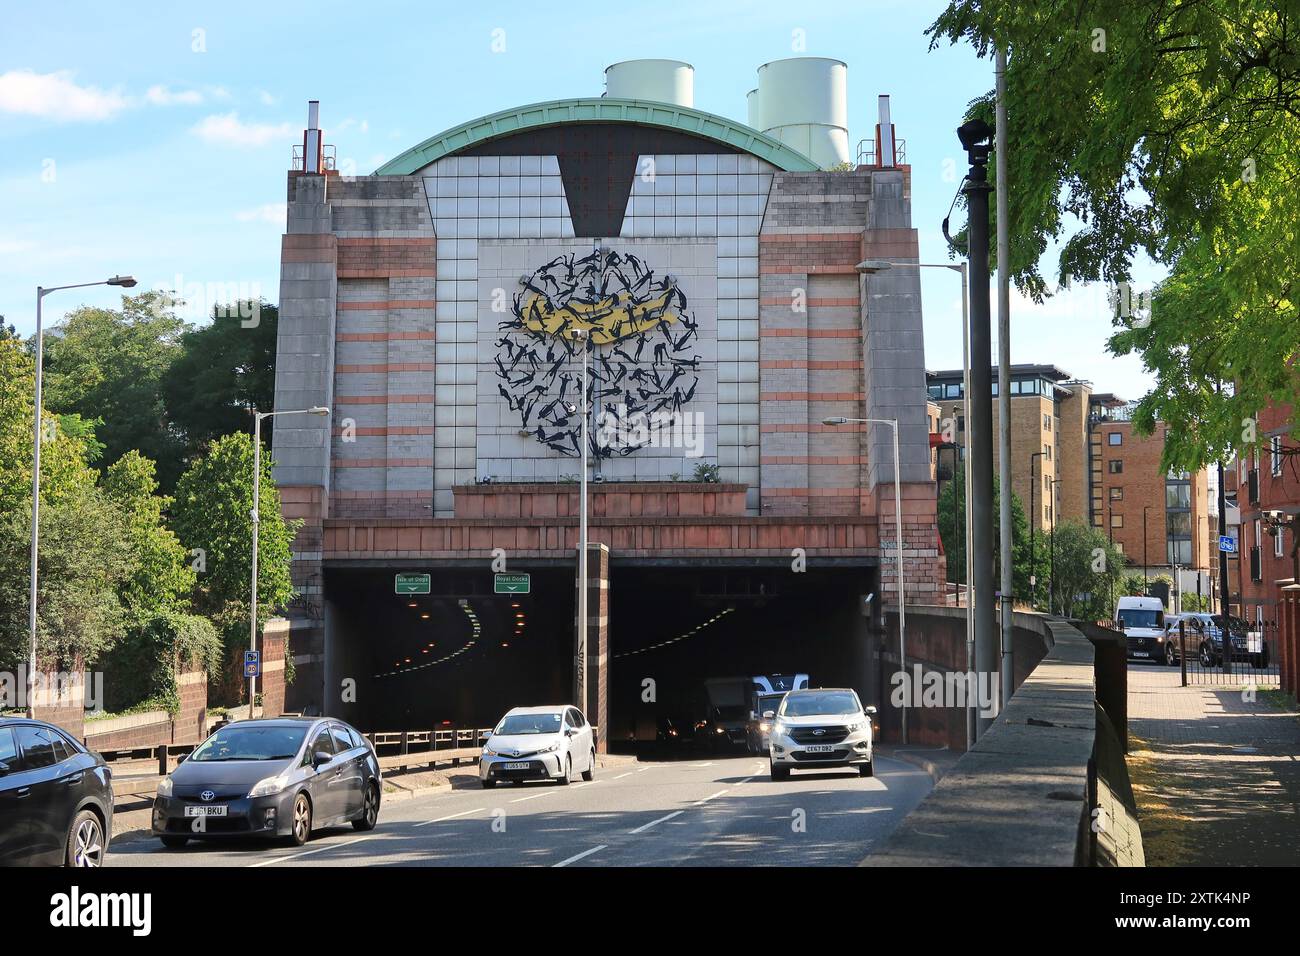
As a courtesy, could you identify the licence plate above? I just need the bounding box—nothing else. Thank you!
[805,745,836,753]
[184,805,227,817]
[1132,651,1149,657]
[502,762,530,771]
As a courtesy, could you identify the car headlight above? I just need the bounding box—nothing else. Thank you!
[156,776,174,798]
[483,747,499,757]
[541,740,560,753]
[759,722,770,733]
[845,722,862,733]
[247,775,288,798]
[772,722,787,738]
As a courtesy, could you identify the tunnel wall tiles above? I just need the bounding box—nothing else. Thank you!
[419,153,771,514]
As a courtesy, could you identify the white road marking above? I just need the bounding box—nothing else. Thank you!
[553,844,607,867]
[510,790,559,803]
[690,761,715,768]
[413,807,483,827]
[612,772,633,780]
[694,789,729,805]
[629,810,684,834]
[636,767,653,773]
[248,836,368,868]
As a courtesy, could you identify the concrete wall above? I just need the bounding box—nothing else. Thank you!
[867,616,1143,866]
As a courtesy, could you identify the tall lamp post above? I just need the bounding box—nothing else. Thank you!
[1142,505,1152,588]
[1049,477,1062,614]
[824,416,905,743]
[573,327,590,713]
[1028,451,1044,609]
[27,275,137,717]
[249,406,330,717]
[855,257,973,743]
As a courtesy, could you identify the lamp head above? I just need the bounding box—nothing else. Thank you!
[107,275,137,288]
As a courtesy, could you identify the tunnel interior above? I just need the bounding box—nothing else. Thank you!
[607,564,877,747]
[324,566,575,732]
[322,563,878,740]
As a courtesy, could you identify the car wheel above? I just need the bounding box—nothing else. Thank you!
[1200,643,1214,667]
[66,810,105,867]
[581,750,595,781]
[770,762,790,781]
[1165,642,1178,666]
[288,793,312,846]
[352,783,379,831]
[159,835,188,849]
[859,761,874,778]
[558,755,572,785]
[481,779,497,789]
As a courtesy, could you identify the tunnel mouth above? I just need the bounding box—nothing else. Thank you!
[325,565,575,733]
[607,562,876,755]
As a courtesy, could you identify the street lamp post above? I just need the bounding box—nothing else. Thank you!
[249,406,329,717]
[1143,505,1152,588]
[1029,451,1043,609]
[27,275,136,717]
[824,416,904,743]
[1049,478,1062,615]
[574,327,590,713]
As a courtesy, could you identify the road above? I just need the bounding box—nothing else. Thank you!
[108,754,933,867]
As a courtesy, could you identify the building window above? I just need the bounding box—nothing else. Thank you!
[1108,432,1122,446]
[1109,460,1123,474]
[1167,512,1191,536]
[1110,513,1123,528]
[1114,541,1124,554]
[1275,527,1285,558]
[957,415,965,432]
[928,384,943,400]
[1165,483,1191,509]
[1110,487,1123,501]
[1044,444,1052,461]
[1271,435,1283,477]
[1254,518,1262,548]
[1167,539,1192,565]
[944,383,962,399]
[1043,414,1052,432]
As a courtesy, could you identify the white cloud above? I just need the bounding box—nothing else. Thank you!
[258,90,277,106]
[145,84,204,106]
[0,69,127,121]
[191,112,293,148]
[334,117,369,134]
[234,203,286,224]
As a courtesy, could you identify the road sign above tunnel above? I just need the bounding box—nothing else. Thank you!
[495,573,531,594]
[395,572,432,595]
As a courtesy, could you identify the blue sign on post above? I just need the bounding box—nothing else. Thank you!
[1219,535,1237,554]
[243,650,260,678]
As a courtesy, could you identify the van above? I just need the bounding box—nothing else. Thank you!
[1115,595,1170,664]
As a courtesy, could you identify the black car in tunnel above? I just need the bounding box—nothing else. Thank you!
[152,717,381,848]
[0,717,114,867]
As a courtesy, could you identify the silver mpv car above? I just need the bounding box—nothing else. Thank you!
[767,688,875,780]
[479,705,596,788]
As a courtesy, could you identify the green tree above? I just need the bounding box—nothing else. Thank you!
[928,2,1300,470]
[171,432,299,702]
[937,471,1033,602]
[41,292,187,486]
[1048,520,1128,621]
[162,301,277,460]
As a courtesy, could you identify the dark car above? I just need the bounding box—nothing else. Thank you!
[1195,614,1268,668]
[152,717,381,849]
[0,717,113,867]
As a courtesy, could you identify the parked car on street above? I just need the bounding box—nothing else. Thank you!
[151,717,381,849]
[767,688,875,780]
[1182,613,1268,668]
[480,705,595,788]
[0,717,113,867]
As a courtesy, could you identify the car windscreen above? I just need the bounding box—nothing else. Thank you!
[495,712,563,735]
[189,725,308,762]
[1118,608,1162,628]
[779,692,859,717]
[757,695,785,713]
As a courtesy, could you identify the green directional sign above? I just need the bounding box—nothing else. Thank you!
[494,573,531,595]
[395,573,431,595]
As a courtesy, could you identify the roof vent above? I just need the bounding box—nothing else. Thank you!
[604,59,694,107]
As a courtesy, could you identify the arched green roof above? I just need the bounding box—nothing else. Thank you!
[375,97,819,175]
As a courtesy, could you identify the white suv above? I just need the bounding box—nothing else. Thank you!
[767,688,875,780]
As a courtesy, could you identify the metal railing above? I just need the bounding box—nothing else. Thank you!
[855,139,907,167]
[291,143,337,172]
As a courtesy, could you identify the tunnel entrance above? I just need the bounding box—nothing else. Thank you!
[323,565,575,732]
[607,563,877,752]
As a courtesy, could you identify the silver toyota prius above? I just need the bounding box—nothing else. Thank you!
[479,705,595,788]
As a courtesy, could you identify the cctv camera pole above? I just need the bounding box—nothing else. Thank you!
[995,47,1014,711]
[960,122,997,737]
[1218,461,1230,617]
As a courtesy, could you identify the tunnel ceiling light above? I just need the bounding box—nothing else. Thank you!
[407,601,418,608]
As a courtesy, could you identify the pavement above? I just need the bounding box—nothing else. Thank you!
[1126,662,1300,866]
[105,753,934,867]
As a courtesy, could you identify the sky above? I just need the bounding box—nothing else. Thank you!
[0,0,1159,401]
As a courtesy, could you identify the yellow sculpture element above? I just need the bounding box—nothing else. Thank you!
[520,291,677,345]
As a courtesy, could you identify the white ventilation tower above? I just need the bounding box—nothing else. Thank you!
[754,57,850,168]
[746,88,763,130]
[604,59,695,107]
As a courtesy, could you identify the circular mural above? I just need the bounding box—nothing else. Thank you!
[493,248,701,458]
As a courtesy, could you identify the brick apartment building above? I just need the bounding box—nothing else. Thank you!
[927,364,1212,599]
[269,58,945,739]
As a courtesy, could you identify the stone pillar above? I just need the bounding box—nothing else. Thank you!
[1281,585,1300,697]
[576,542,611,752]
